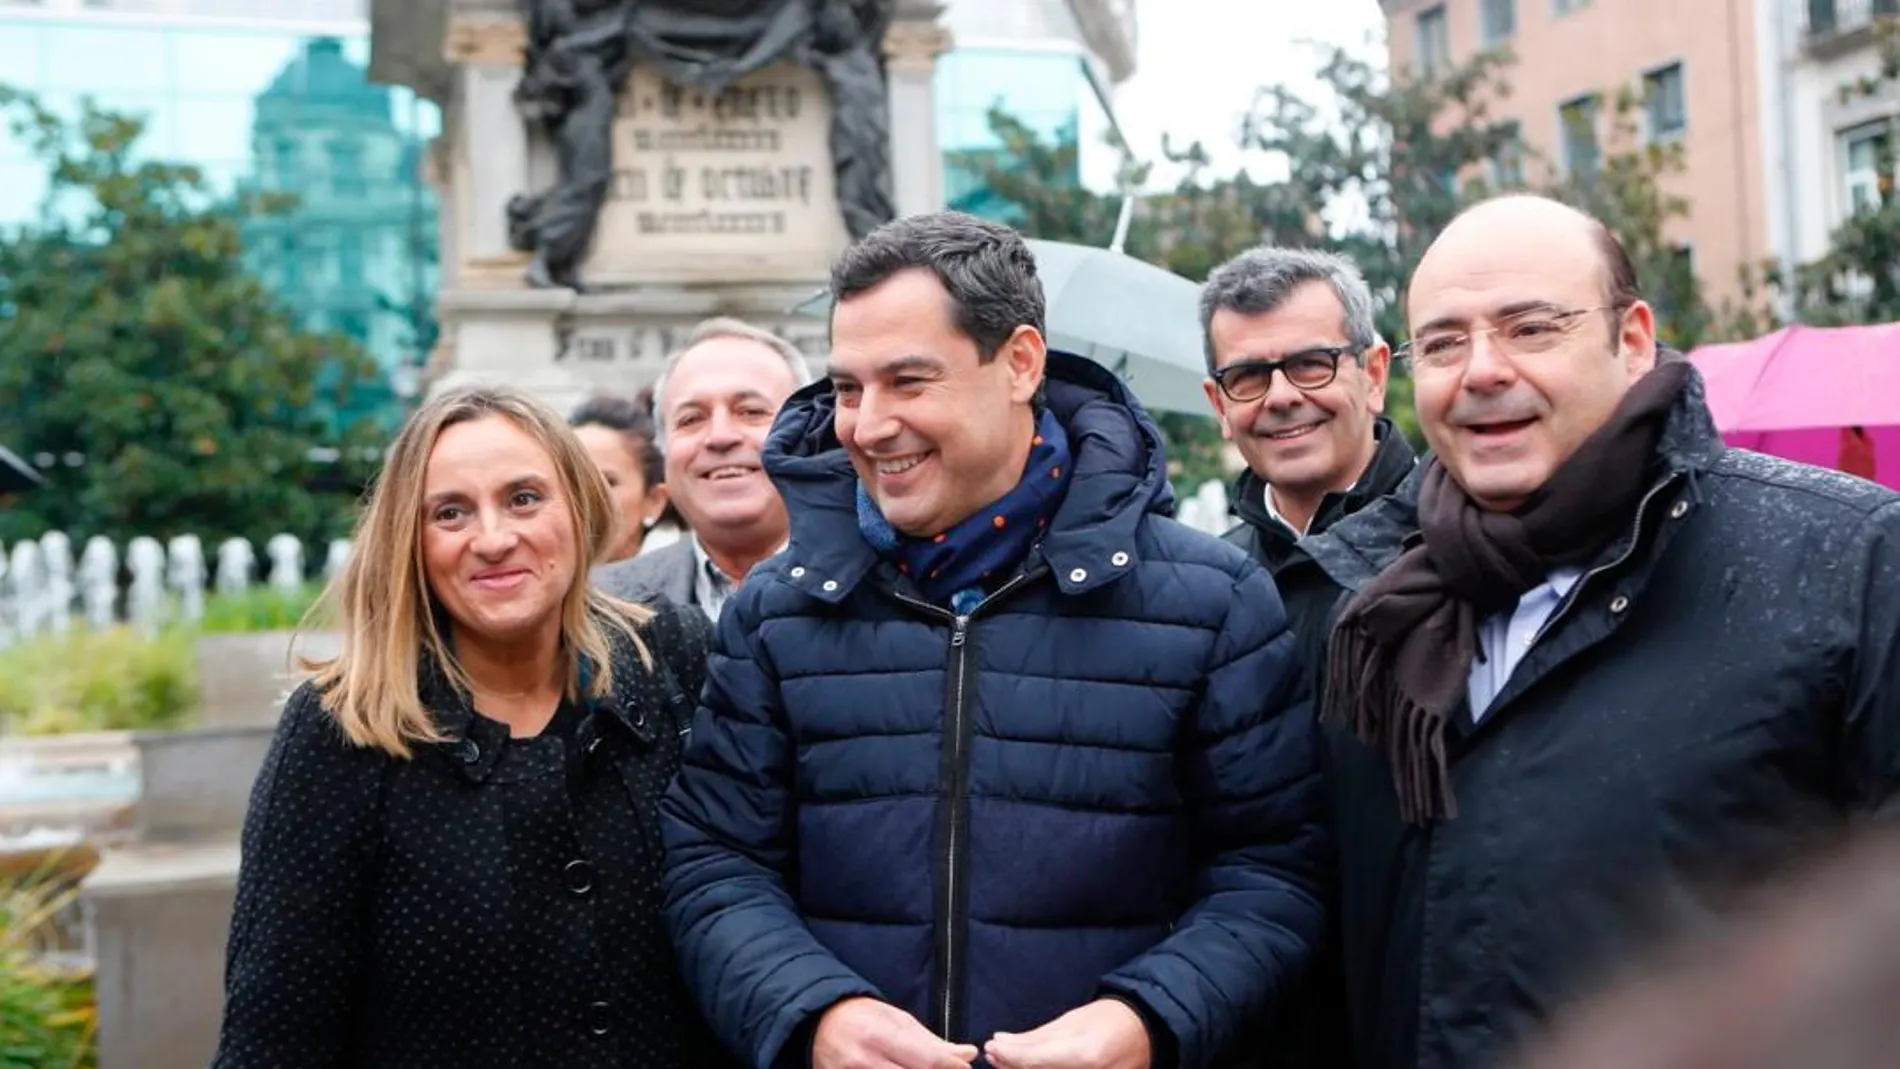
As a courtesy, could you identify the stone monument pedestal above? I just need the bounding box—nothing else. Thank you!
[430,282,835,418]
[369,0,952,412]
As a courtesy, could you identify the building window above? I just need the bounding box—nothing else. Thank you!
[1416,5,1450,77]
[1559,93,1601,178]
[1481,0,1516,43]
[279,234,301,291]
[1842,123,1891,214]
[328,139,365,197]
[272,136,299,184]
[1554,0,1591,13]
[1491,122,1525,187]
[1644,62,1687,140]
[337,230,364,288]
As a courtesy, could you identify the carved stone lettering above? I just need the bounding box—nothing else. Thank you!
[506,0,898,291]
[580,64,850,285]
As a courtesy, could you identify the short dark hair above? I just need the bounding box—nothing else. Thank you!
[568,392,663,491]
[1199,247,1379,374]
[828,211,1045,362]
[1593,219,1642,312]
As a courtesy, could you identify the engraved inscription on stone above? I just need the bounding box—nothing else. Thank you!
[582,64,851,286]
[552,323,825,368]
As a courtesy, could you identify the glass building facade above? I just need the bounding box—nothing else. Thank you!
[0,13,440,430]
[934,45,1107,221]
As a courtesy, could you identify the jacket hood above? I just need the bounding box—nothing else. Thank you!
[762,350,1175,603]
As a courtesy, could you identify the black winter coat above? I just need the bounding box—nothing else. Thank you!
[1222,417,1417,679]
[1300,368,1900,1069]
[661,354,1328,1069]
[1219,417,1415,1069]
[213,603,734,1069]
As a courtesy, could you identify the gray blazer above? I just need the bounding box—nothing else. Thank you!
[593,538,702,618]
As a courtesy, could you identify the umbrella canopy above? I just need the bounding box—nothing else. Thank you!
[1023,239,1208,417]
[0,445,43,495]
[1687,323,1900,489]
[793,238,1210,417]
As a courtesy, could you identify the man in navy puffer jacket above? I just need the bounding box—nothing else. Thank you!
[661,212,1327,1069]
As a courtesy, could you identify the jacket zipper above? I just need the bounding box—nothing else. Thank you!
[887,571,1035,1040]
[1527,473,1682,650]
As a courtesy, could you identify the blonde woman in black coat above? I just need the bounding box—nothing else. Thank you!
[213,385,732,1069]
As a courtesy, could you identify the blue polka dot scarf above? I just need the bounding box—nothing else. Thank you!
[855,408,1073,614]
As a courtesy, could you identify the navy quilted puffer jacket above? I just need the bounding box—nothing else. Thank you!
[661,353,1327,1069]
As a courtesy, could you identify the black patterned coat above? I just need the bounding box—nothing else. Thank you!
[213,602,735,1069]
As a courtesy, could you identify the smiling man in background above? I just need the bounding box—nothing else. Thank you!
[594,316,812,620]
[1201,247,1415,671]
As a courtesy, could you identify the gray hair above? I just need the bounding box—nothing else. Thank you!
[651,316,815,453]
[1198,247,1379,374]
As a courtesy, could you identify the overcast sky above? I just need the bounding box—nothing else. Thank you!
[1102,0,1387,188]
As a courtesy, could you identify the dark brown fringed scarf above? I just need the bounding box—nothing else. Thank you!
[1323,360,1691,824]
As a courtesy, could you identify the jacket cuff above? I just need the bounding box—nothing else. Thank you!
[772,1012,821,1069]
[1102,991,1180,1069]
[771,992,882,1069]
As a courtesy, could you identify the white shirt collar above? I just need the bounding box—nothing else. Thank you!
[1262,484,1310,537]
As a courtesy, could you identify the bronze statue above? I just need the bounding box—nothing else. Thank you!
[509,0,636,289]
[509,0,899,290]
[806,0,896,240]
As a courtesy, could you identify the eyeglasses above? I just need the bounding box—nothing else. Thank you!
[1209,346,1360,403]
[1397,305,1619,372]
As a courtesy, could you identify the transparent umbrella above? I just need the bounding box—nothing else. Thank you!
[1023,239,1208,416]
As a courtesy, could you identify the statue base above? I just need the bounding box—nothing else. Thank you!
[427,282,831,414]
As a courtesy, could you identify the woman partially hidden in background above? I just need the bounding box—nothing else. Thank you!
[569,391,674,563]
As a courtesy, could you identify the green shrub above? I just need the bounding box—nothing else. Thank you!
[0,865,96,1069]
[196,583,324,635]
[0,627,197,736]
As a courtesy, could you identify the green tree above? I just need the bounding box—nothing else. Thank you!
[0,87,382,550]
[979,45,1523,460]
[1241,47,1520,341]
[1244,46,1741,353]
[972,45,1522,483]
[964,111,1267,491]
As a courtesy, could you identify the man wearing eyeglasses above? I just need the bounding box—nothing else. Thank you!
[1200,247,1417,675]
[1315,194,1900,1069]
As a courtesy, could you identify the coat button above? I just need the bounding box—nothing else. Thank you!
[457,739,481,764]
[821,579,839,592]
[790,566,806,578]
[1669,500,1689,519]
[564,859,596,896]
[1069,567,1088,583]
[584,735,604,756]
[587,1000,614,1036]
[1109,551,1130,567]
[1609,595,1630,614]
